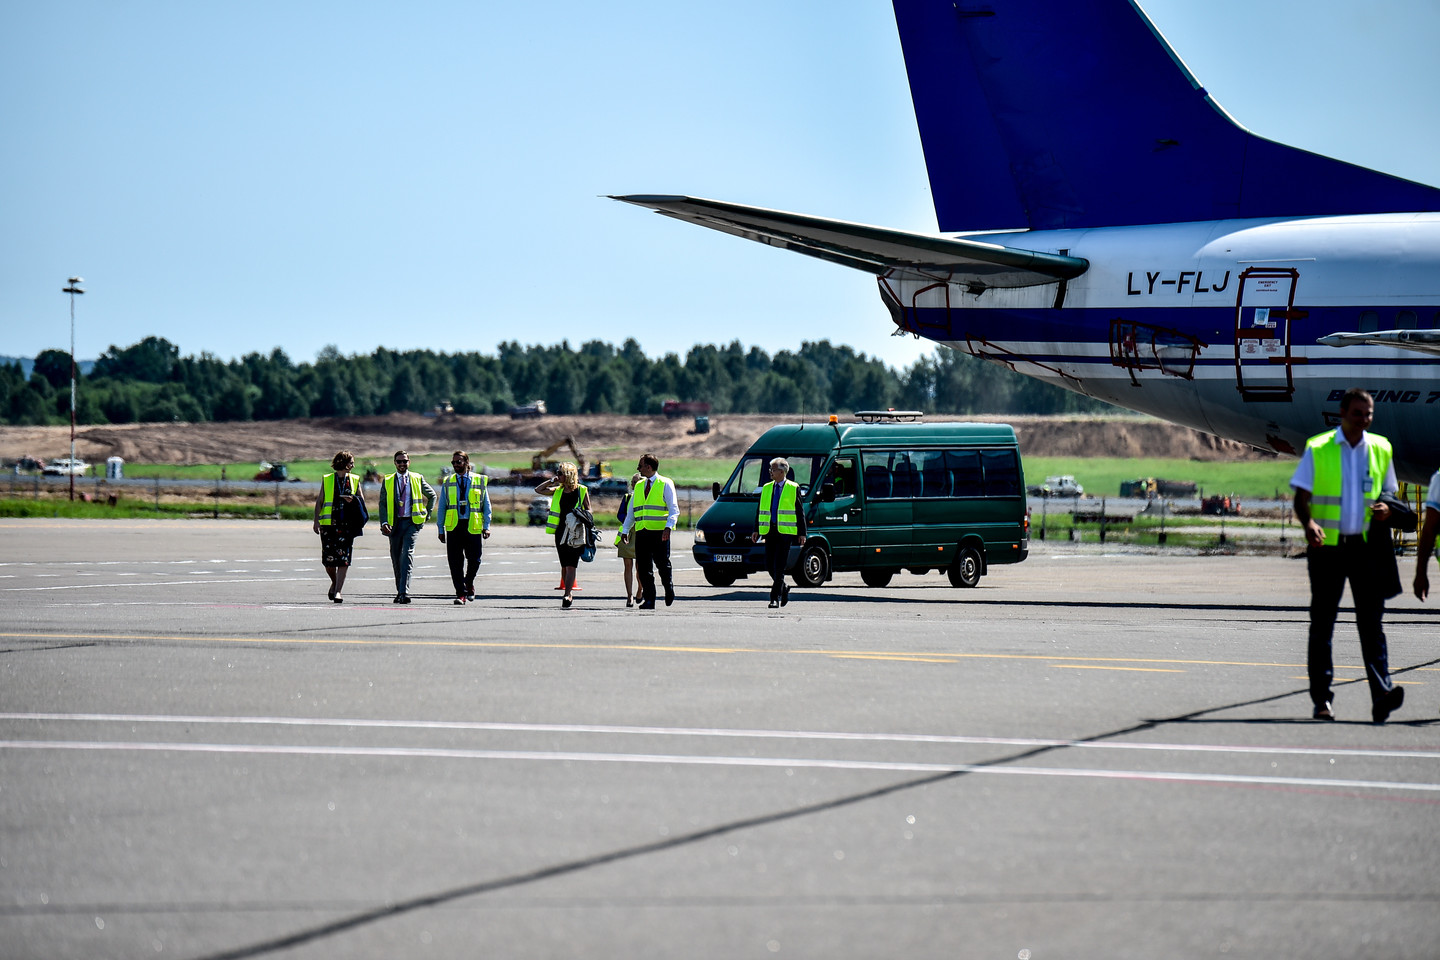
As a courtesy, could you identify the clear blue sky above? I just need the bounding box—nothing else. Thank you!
[4,1,1437,371]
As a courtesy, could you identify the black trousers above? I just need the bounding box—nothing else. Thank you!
[764,535,796,600]
[634,528,672,605]
[1307,541,1395,708]
[446,526,483,596]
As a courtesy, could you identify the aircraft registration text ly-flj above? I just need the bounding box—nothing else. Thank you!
[1127,271,1231,295]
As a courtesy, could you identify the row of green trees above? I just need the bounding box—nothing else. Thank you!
[2,336,1111,426]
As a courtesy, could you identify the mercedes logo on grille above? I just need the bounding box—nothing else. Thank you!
[723,530,736,544]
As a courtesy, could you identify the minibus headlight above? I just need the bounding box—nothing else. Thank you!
[693,529,706,543]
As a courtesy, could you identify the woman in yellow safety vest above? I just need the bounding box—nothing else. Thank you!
[536,461,590,609]
[749,457,807,608]
[312,450,365,603]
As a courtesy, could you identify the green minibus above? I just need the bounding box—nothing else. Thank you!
[694,414,1029,589]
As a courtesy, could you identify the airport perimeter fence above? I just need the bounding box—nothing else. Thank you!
[3,473,716,527]
[1026,495,1303,552]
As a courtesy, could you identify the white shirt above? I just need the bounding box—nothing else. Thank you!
[620,473,680,535]
[1289,429,1398,535]
[1425,470,1440,512]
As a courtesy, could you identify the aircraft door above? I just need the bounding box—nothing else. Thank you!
[1234,267,1306,401]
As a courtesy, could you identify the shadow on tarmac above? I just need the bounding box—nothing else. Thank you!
[185,656,1440,960]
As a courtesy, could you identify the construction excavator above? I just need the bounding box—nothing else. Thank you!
[524,437,612,483]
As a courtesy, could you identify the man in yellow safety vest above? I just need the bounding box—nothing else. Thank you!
[1290,388,1404,723]
[750,457,807,608]
[436,450,491,605]
[379,449,436,604]
[619,453,679,609]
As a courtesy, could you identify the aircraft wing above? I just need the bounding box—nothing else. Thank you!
[610,195,1088,290]
[1316,330,1440,357]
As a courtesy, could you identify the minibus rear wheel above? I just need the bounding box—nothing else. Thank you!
[948,546,983,588]
[860,568,894,588]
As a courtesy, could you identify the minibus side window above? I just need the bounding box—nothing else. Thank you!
[862,453,894,500]
[890,452,918,499]
[945,450,984,497]
[981,450,1021,496]
[913,450,948,498]
[828,457,857,500]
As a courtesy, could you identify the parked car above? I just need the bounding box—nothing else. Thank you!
[584,477,630,495]
[528,496,551,526]
[43,458,89,476]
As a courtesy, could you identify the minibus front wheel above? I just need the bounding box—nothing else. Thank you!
[947,545,984,588]
[703,567,738,587]
[791,543,830,588]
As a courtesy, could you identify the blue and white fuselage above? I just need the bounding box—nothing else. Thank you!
[614,0,1440,481]
[891,213,1440,479]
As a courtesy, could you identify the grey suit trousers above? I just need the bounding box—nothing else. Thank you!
[388,521,423,596]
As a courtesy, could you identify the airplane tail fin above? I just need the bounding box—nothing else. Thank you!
[893,0,1440,232]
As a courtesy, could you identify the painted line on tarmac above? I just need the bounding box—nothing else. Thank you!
[3,630,1438,675]
[4,713,1437,761]
[2,739,1437,795]
[1051,664,1186,673]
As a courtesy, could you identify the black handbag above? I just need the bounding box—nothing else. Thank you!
[1376,491,1417,533]
[339,488,368,537]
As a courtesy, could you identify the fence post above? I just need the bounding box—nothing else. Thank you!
[1098,497,1107,543]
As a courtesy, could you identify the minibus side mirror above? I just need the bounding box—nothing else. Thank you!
[712,481,722,500]
[820,483,836,502]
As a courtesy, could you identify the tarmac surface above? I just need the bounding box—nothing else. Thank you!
[2,519,1438,959]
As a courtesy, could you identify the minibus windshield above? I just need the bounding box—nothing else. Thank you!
[718,454,827,499]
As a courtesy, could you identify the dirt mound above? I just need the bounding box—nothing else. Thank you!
[0,413,1271,465]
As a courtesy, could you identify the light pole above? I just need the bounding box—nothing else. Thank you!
[62,277,84,501]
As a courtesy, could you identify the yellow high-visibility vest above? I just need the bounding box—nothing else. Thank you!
[439,473,487,534]
[319,473,359,526]
[1305,429,1392,546]
[382,472,428,525]
[631,475,670,531]
[546,485,590,534]
[757,479,800,536]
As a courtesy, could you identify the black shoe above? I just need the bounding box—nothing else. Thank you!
[664,584,674,606]
[562,596,573,609]
[394,594,411,604]
[780,583,790,607]
[626,597,634,608]
[454,596,466,605]
[638,601,656,610]
[465,591,476,602]
[1312,701,1335,721]
[1372,685,1405,724]
[768,599,779,609]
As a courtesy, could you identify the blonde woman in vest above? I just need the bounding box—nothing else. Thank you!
[749,458,807,608]
[536,461,590,609]
[1289,388,1404,723]
[616,472,644,607]
[379,449,437,604]
[312,450,364,603]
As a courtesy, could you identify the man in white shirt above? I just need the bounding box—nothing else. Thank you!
[1289,388,1404,723]
[620,453,680,609]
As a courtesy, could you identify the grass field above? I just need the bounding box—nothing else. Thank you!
[1021,457,1299,501]
[113,455,1298,498]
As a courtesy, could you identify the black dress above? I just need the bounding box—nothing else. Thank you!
[554,488,585,567]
